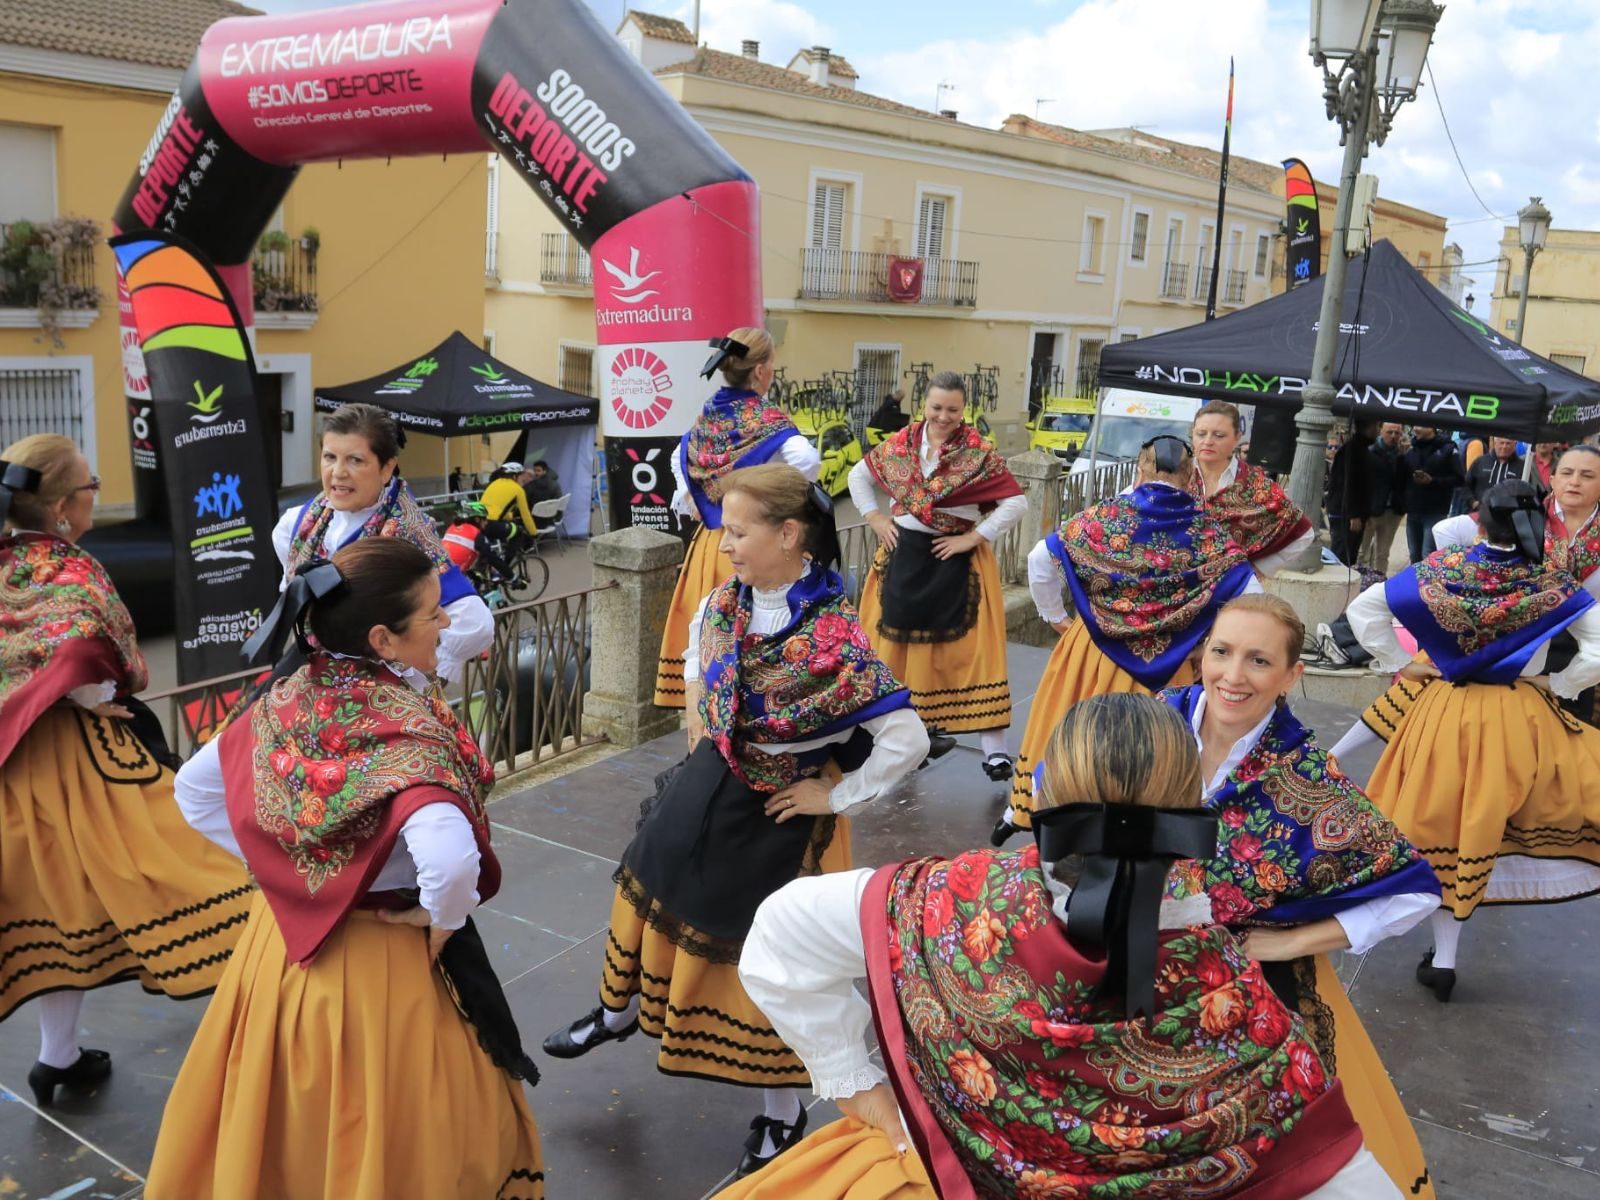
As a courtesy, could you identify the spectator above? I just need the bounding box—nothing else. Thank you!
[1449,434,1485,516]
[1402,426,1463,561]
[867,389,909,433]
[1533,442,1560,489]
[1466,437,1524,506]
[1358,423,1406,574]
[522,460,562,530]
[1326,420,1377,566]
[448,466,466,495]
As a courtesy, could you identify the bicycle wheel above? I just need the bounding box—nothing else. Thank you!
[518,553,550,602]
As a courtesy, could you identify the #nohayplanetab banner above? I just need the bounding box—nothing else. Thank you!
[112,232,280,684]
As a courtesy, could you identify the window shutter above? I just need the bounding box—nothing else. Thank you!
[812,182,845,250]
[917,196,947,259]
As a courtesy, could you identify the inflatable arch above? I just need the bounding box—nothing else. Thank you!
[111,0,760,681]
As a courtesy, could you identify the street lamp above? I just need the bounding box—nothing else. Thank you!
[1512,195,1551,347]
[1285,0,1445,568]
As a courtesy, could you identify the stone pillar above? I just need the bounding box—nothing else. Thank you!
[1000,449,1062,585]
[582,527,685,747]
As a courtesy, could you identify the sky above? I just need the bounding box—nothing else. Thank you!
[252,0,1600,312]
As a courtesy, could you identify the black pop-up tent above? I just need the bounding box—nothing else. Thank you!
[315,331,599,536]
[1099,239,1600,443]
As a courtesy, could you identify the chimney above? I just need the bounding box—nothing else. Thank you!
[741,39,759,59]
[939,109,958,121]
[810,45,831,87]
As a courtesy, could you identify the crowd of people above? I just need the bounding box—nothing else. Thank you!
[1,322,1597,1197]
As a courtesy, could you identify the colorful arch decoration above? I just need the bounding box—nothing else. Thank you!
[113,0,761,680]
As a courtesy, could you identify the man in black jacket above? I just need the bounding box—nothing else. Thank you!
[1466,437,1524,506]
[1325,420,1378,566]
[1357,422,1406,573]
[1403,426,1464,561]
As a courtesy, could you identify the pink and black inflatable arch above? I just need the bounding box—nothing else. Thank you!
[115,0,760,540]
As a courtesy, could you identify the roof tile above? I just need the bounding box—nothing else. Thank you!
[620,10,697,46]
[2,0,259,72]
[658,48,929,118]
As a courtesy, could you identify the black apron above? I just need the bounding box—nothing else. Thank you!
[877,527,978,644]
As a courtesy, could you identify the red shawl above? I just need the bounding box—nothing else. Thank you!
[218,653,500,964]
[1194,459,1311,561]
[865,421,1022,535]
[0,533,147,767]
[1546,499,1600,583]
[861,846,1361,1200]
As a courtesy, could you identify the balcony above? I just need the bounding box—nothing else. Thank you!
[1160,260,1189,300]
[1223,268,1248,306]
[252,235,318,327]
[799,248,978,308]
[0,219,101,335]
[1193,264,1214,302]
[540,233,593,290]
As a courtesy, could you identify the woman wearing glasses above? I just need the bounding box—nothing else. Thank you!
[998,436,1258,843]
[0,434,252,1106]
[1191,400,1313,575]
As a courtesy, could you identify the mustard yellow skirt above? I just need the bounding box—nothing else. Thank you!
[717,1117,935,1199]
[600,818,853,1088]
[654,525,733,708]
[1008,622,1197,827]
[0,707,253,1022]
[1359,653,1436,743]
[859,542,1010,734]
[146,896,544,1200]
[1367,679,1600,918]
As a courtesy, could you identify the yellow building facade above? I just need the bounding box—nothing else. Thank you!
[1489,227,1600,379]
[0,1,486,516]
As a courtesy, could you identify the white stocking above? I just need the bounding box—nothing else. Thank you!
[1429,909,1463,970]
[37,992,85,1069]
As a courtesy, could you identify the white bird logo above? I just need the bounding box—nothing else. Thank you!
[601,246,661,304]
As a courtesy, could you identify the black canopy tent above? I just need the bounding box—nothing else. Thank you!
[315,331,599,536]
[1098,240,1600,443]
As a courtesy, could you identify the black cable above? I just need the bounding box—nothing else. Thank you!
[1426,61,1509,225]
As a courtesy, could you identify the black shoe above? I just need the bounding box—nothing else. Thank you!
[1416,950,1456,1003]
[28,1048,111,1107]
[990,815,1025,847]
[542,1005,639,1059]
[733,1106,809,1179]
[982,754,1014,782]
[919,732,958,769]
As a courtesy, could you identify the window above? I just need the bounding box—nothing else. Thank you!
[1254,233,1271,277]
[1417,252,1431,272]
[558,344,596,397]
[1552,353,1588,376]
[1,365,86,448]
[1196,223,1215,267]
[1075,339,1105,397]
[915,194,949,260]
[854,345,901,422]
[1120,331,1139,342]
[1165,217,1183,263]
[485,155,500,278]
[1130,211,1150,263]
[1080,214,1106,275]
[810,181,847,250]
[0,124,56,224]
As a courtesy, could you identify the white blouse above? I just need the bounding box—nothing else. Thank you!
[682,581,929,815]
[1198,457,1315,579]
[173,662,482,932]
[1185,690,1438,956]
[270,501,494,684]
[670,433,821,519]
[847,447,1028,544]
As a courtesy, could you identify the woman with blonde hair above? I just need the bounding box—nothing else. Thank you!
[550,463,925,1178]
[0,434,251,1106]
[723,691,1398,1199]
[1161,592,1441,1197]
[850,370,1027,779]
[653,328,820,707]
[1191,399,1313,574]
[1000,435,1255,842]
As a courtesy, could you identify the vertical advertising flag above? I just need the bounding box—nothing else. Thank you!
[1282,158,1323,290]
[1205,59,1234,321]
[111,233,280,684]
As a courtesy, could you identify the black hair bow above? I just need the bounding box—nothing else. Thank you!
[1140,435,1191,475]
[241,558,346,667]
[0,459,42,523]
[1032,801,1218,1021]
[700,336,752,380]
[1485,482,1547,563]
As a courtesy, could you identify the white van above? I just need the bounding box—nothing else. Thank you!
[1070,390,1254,474]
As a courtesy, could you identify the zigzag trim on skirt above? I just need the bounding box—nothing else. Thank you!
[0,882,254,942]
[907,680,1012,700]
[498,1167,546,1200]
[0,907,249,975]
[75,709,162,784]
[654,1043,809,1078]
[656,1063,811,1089]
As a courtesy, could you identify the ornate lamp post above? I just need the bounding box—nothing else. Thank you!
[1512,196,1552,347]
[1286,0,1445,565]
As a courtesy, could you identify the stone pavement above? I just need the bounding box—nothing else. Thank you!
[2,641,1597,1198]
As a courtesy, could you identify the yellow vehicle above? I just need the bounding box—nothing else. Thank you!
[1026,395,1096,462]
[791,406,863,498]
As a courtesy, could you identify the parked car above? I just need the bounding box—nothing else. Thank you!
[1026,395,1096,462]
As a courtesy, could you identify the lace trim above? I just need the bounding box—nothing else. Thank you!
[811,1062,889,1102]
[612,865,744,965]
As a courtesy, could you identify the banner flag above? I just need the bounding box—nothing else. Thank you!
[112,232,279,684]
[1283,158,1323,289]
[1205,59,1234,321]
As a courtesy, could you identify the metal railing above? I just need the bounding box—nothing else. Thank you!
[799,248,978,307]
[1160,260,1189,299]
[140,583,609,776]
[541,233,593,288]
[1056,458,1141,523]
[1223,268,1248,305]
[1193,264,1214,301]
[252,241,318,312]
[0,221,98,310]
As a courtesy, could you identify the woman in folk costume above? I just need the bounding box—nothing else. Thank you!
[1345,480,1600,1002]
[1337,442,1600,753]
[1162,594,1441,1198]
[723,693,1399,1200]
[1191,400,1313,575]
[0,434,252,1107]
[998,436,1257,844]
[653,328,821,707]
[544,464,928,1179]
[850,371,1027,780]
[146,537,543,1200]
[272,401,492,685]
